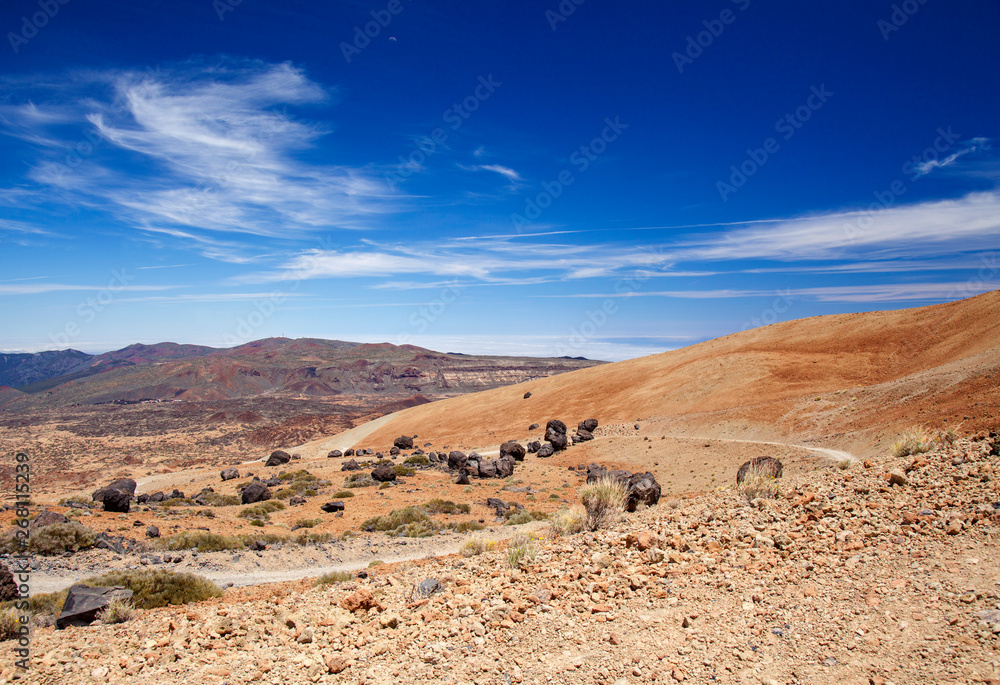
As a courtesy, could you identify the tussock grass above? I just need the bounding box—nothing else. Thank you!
[157,531,243,552]
[198,492,241,507]
[26,522,96,556]
[579,476,627,531]
[331,490,355,498]
[82,569,222,609]
[294,518,323,529]
[549,505,586,536]
[98,598,135,624]
[344,473,376,488]
[460,537,497,557]
[403,454,430,465]
[449,520,484,533]
[0,609,21,641]
[890,426,936,458]
[423,499,470,515]
[237,500,285,521]
[506,533,538,569]
[736,462,781,501]
[315,570,353,586]
[392,465,415,477]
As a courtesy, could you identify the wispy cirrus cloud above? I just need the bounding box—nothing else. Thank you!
[0,59,397,252]
[0,283,174,296]
[912,137,992,178]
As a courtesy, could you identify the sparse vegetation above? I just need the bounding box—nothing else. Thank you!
[198,492,241,507]
[837,459,852,470]
[505,509,549,526]
[368,559,383,567]
[549,505,586,536]
[249,519,265,527]
[403,454,430,465]
[157,531,243,552]
[506,533,538,569]
[362,507,437,537]
[27,522,96,555]
[460,537,496,557]
[423,499,470,515]
[392,465,415,477]
[315,570,353,586]
[331,490,355,498]
[890,426,936,457]
[736,462,781,501]
[294,518,323,529]
[579,476,628,531]
[344,473,376,488]
[449,520,484,533]
[97,598,135,624]
[82,569,222,609]
[0,609,20,641]
[238,500,285,521]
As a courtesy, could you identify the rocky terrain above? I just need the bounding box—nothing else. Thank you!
[7,432,1000,685]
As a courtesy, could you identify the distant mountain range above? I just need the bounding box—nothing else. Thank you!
[0,338,603,409]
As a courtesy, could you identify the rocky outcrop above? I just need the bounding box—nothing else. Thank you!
[102,488,131,513]
[545,420,568,451]
[265,450,292,467]
[447,451,468,471]
[393,436,414,450]
[220,467,240,481]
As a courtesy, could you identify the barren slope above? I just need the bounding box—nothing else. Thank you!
[297,291,1000,459]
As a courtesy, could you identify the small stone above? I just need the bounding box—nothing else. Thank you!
[889,471,908,487]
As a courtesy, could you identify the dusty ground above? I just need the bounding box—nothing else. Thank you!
[7,433,1000,685]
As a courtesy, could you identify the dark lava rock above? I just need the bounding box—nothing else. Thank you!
[265,450,292,467]
[102,488,131,513]
[146,526,160,539]
[328,450,343,458]
[288,497,306,506]
[57,585,134,629]
[390,446,401,456]
[220,467,240,481]
[321,501,346,513]
[455,471,471,485]
[586,465,662,512]
[547,433,568,451]
[526,441,541,454]
[108,478,137,495]
[241,482,272,505]
[500,441,526,461]
[486,498,509,516]
[167,489,185,500]
[394,436,414,450]
[578,418,599,432]
[447,451,468,471]
[537,443,555,458]
[418,578,442,596]
[545,419,567,435]
[528,423,539,431]
[249,540,267,551]
[735,456,784,484]
[149,492,165,503]
[575,429,594,442]
[341,459,362,471]
[523,392,532,399]
[371,464,397,482]
[344,449,355,457]
[136,494,149,504]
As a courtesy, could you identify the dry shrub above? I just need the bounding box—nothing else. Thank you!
[890,426,935,458]
[736,461,781,501]
[579,476,627,531]
[98,598,135,624]
[549,505,586,536]
[29,522,96,556]
[506,533,538,569]
[315,570,353,586]
[460,537,497,557]
[82,569,222,609]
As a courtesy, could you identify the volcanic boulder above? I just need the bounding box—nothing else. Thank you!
[735,456,784,484]
[321,501,346,513]
[0,563,17,602]
[537,443,555,458]
[108,478,137,496]
[575,429,594,442]
[371,464,397,482]
[30,511,69,532]
[447,451,468,471]
[344,449,355,457]
[57,585,135,629]
[500,441,527,462]
[526,441,541,454]
[341,459,361,471]
[327,450,343,459]
[586,465,662,512]
[241,482,272,505]
[102,489,131,513]
[578,418,599,432]
[220,467,240,481]
[545,419,569,451]
[393,436,414,450]
[265,450,292,467]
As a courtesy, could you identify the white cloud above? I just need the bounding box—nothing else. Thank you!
[912,137,992,178]
[478,164,521,182]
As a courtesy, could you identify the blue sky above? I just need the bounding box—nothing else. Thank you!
[1,0,998,361]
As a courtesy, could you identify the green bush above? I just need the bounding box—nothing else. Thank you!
[331,490,354,498]
[505,509,545,526]
[199,492,241,507]
[579,476,627,531]
[460,537,496,557]
[315,570,353,586]
[392,465,415,477]
[29,522,96,555]
[82,569,222,609]
[424,499,470,515]
[294,532,333,545]
[362,507,438,538]
[157,531,243,552]
[344,473,376,488]
[294,518,323,529]
[238,501,285,521]
[549,506,586,536]
[249,519,265,527]
[403,454,430,465]
[506,533,538,569]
